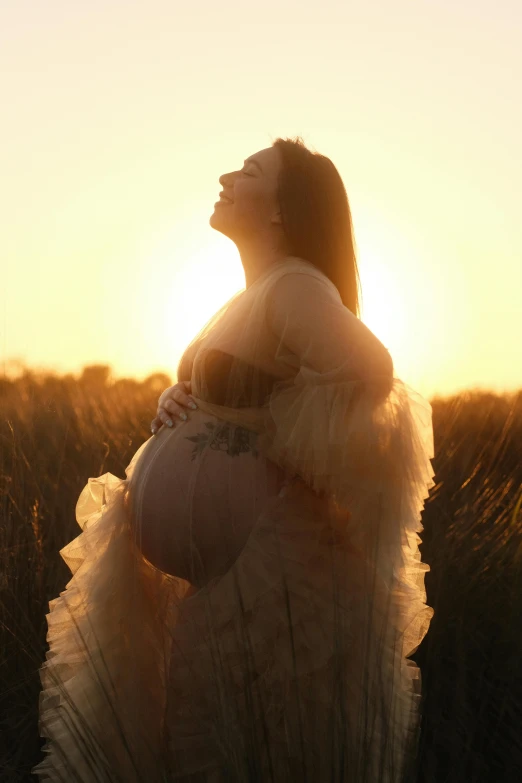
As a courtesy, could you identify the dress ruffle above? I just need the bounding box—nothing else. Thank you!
[33,378,435,782]
[32,441,186,782]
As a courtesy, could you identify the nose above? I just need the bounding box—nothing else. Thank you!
[219,169,239,187]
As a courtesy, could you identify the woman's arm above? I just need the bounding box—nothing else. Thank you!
[266,271,393,382]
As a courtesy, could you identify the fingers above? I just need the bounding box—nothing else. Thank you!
[158,380,194,409]
[150,416,162,435]
[178,384,198,410]
[151,406,176,434]
[151,380,197,435]
[163,385,198,414]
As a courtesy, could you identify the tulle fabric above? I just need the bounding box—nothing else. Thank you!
[33,257,435,781]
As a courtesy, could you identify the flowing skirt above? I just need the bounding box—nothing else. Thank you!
[32,401,434,781]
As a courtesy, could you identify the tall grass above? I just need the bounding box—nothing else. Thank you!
[1,365,521,781]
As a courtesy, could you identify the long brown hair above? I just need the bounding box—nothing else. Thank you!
[271,135,362,318]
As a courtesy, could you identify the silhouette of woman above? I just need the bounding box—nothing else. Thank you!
[33,137,435,782]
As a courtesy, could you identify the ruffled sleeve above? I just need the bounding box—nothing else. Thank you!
[259,270,401,489]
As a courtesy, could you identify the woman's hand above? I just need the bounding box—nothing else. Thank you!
[150,380,198,435]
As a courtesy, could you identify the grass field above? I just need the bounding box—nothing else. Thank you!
[1,364,521,782]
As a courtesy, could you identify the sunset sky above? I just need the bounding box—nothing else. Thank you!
[2,0,521,401]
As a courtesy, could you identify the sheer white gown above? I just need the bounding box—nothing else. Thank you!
[32,257,435,782]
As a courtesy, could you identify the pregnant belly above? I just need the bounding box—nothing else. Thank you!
[124,411,289,588]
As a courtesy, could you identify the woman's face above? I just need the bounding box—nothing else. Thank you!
[209,146,283,242]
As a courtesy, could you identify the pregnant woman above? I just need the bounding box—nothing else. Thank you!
[33,136,436,782]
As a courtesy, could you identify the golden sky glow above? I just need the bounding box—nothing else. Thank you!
[2,0,521,400]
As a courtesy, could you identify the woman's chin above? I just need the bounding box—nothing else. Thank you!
[209,207,234,230]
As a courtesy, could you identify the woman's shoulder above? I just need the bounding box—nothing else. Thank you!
[266,256,341,299]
